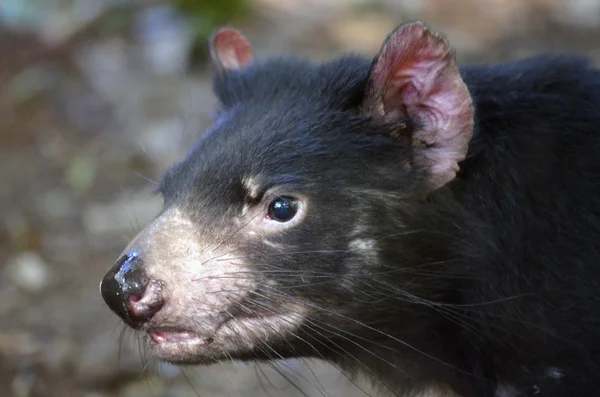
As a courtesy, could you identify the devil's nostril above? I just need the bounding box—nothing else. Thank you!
[128,294,143,303]
[126,280,164,323]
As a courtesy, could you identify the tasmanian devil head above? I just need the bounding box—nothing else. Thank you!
[100,21,474,369]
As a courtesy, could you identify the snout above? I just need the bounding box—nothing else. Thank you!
[100,252,164,328]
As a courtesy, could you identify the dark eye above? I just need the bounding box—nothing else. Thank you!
[267,197,298,222]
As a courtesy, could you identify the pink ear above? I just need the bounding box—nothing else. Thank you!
[209,28,253,73]
[363,21,474,189]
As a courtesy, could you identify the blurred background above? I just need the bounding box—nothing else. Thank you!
[0,0,599,396]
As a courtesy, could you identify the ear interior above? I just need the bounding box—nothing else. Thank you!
[209,28,253,74]
[363,21,474,190]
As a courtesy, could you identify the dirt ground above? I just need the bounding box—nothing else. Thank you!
[1,1,600,396]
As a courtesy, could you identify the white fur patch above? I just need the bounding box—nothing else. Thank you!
[348,238,376,252]
[242,203,250,217]
[349,225,367,237]
[412,386,461,397]
[262,239,283,249]
[242,175,262,200]
[495,384,518,397]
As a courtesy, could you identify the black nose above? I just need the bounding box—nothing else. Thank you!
[100,253,164,328]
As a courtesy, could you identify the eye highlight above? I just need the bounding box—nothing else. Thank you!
[267,197,298,222]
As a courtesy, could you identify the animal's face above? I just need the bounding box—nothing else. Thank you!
[103,110,415,365]
[100,21,474,366]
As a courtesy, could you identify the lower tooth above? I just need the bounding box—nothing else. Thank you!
[152,332,167,343]
[166,332,192,342]
[150,331,209,343]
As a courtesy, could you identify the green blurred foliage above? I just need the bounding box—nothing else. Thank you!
[173,0,253,64]
[67,152,97,195]
[1,0,254,68]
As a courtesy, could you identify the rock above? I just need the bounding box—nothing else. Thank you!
[36,188,73,222]
[0,331,42,357]
[5,251,52,292]
[10,365,37,397]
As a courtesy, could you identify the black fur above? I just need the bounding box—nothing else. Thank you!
[155,50,600,397]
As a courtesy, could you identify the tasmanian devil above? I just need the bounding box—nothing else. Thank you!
[99,21,600,397]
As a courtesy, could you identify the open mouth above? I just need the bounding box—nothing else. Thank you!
[147,312,278,346]
[144,309,307,363]
[149,330,211,345]
[147,310,276,346]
